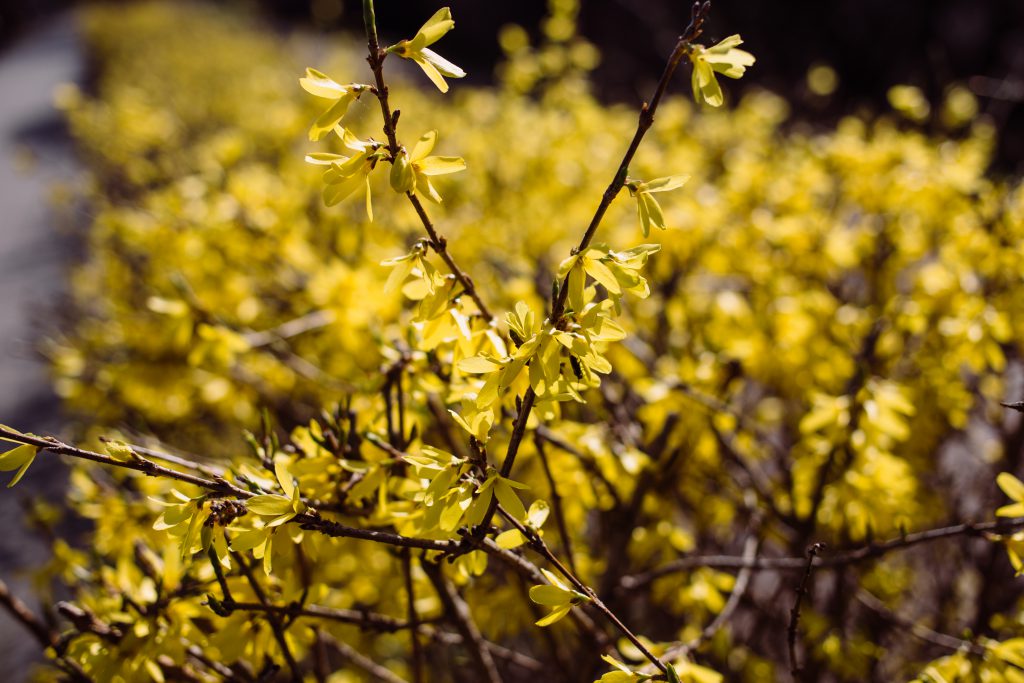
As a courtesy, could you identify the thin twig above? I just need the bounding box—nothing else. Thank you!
[855,589,986,656]
[788,543,825,681]
[423,561,503,683]
[362,0,493,322]
[321,631,411,683]
[0,426,460,554]
[533,434,578,575]
[402,550,425,683]
[620,516,1024,588]
[0,576,56,649]
[498,507,665,674]
[653,533,760,668]
[478,0,712,538]
[234,553,302,682]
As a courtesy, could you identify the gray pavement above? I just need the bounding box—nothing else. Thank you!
[0,12,81,680]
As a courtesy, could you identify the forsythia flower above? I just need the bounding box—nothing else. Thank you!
[528,568,591,626]
[389,130,466,203]
[298,68,370,140]
[305,129,384,219]
[386,7,466,93]
[625,175,689,237]
[689,34,755,107]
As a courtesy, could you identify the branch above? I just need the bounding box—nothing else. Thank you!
[479,0,712,535]
[422,561,503,683]
[498,507,666,674]
[620,517,1024,589]
[0,426,459,554]
[234,553,302,682]
[533,434,578,575]
[320,631,410,683]
[402,550,425,683]
[0,575,56,650]
[651,533,760,668]
[788,543,825,681]
[855,589,986,657]
[361,0,494,323]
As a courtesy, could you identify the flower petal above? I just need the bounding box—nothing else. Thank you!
[416,155,466,176]
[415,8,455,48]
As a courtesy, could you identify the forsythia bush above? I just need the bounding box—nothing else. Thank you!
[3,0,1024,681]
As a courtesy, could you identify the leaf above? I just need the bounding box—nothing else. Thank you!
[643,174,690,193]
[275,461,296,499]
[412,7,455,48]
[527,500,550,529]
[299,68,345,99]
[0,444,37,472]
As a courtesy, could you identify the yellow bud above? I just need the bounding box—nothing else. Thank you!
[390,149,415,193]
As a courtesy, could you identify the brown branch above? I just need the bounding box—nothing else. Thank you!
[243,309,335,348]
[234,553,302,682]
[402,550,425,683]
[855,589,986,657]
[362,0,493,323]
[620,516,1024,589]
[652,532,760,669]
[536,425,622,507]
[0,426,251,498]
[320,631,410,683]
[533,434,578,575]
[0,426,459,554]
[422,561,503,683]
[0,576,57,649]
[478,0,712,537]
[498,507,666,674]
[788,543,825,681]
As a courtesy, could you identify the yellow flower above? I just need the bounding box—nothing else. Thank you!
[299,68,370,140]
[305,129,384,219]
[389,130,465,203]
[529,568,590,627]
[386,8,466,93]
[625,175,689,237]
[997,473,1024,518]
[689,34,755,107]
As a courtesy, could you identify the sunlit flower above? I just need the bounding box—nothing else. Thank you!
[305,129,385,219]
[299,68,370,140]
[625,174,689,237]
[386,8,466,93]
[689,34,754,107]
[389,130,465,202]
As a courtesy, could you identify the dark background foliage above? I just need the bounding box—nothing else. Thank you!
[6,0,1019,170]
